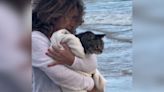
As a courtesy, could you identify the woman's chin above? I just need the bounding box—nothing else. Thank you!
[67,29,76,34]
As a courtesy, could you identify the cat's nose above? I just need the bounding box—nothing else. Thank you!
[99,50,103,53]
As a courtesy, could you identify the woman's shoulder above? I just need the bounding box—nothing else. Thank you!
[32,31,47,39]
[32,31,50,43]
[32,30,44,36]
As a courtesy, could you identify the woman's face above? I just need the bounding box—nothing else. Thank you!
[56,8,84,34]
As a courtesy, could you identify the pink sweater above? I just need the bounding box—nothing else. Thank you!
[32,31,97,92]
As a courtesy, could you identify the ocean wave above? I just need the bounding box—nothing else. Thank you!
[84,0,132,4]
[83,1,132,26]
[84,13,132,26]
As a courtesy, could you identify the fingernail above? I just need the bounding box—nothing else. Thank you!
[48,64,55,67]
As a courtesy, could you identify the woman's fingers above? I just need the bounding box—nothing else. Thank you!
[52,45,60,53]
[46,43,74,66]
[48,47,61,57]
[46,50,62,61]
[61,43,69,50]
[51,45,66,56]
[48,47,59,56]
[46,51,56,59]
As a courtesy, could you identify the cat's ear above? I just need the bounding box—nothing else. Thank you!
[96,34,105,38]
[75,34,80,38]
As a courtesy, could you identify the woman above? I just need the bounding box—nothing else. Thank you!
[32,0,97,92]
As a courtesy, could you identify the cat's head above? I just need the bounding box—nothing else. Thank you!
[76,31,105,54]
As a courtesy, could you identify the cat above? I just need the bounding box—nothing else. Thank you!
[76,31,106,92]
[76,31,105,54]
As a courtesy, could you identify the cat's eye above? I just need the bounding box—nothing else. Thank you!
[96,46,100,50]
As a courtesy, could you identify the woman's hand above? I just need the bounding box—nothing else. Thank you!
[46,43,75,67]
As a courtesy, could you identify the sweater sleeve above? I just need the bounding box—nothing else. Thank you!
[71,55,97,74]
[32,32,94,91]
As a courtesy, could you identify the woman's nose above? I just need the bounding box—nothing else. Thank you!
[78,19,84,25]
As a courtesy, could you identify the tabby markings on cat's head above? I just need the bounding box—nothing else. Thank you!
[76,31,105,54]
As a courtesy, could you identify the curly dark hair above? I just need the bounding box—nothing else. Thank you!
[32,0,85,37]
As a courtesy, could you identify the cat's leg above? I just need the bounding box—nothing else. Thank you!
[92,69,106,92]
[87,86,97,92]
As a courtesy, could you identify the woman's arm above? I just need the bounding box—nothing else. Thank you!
[47,43,97,73]
[42,65,94,91]
[71,55,97,73]
[32,34,94,91]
